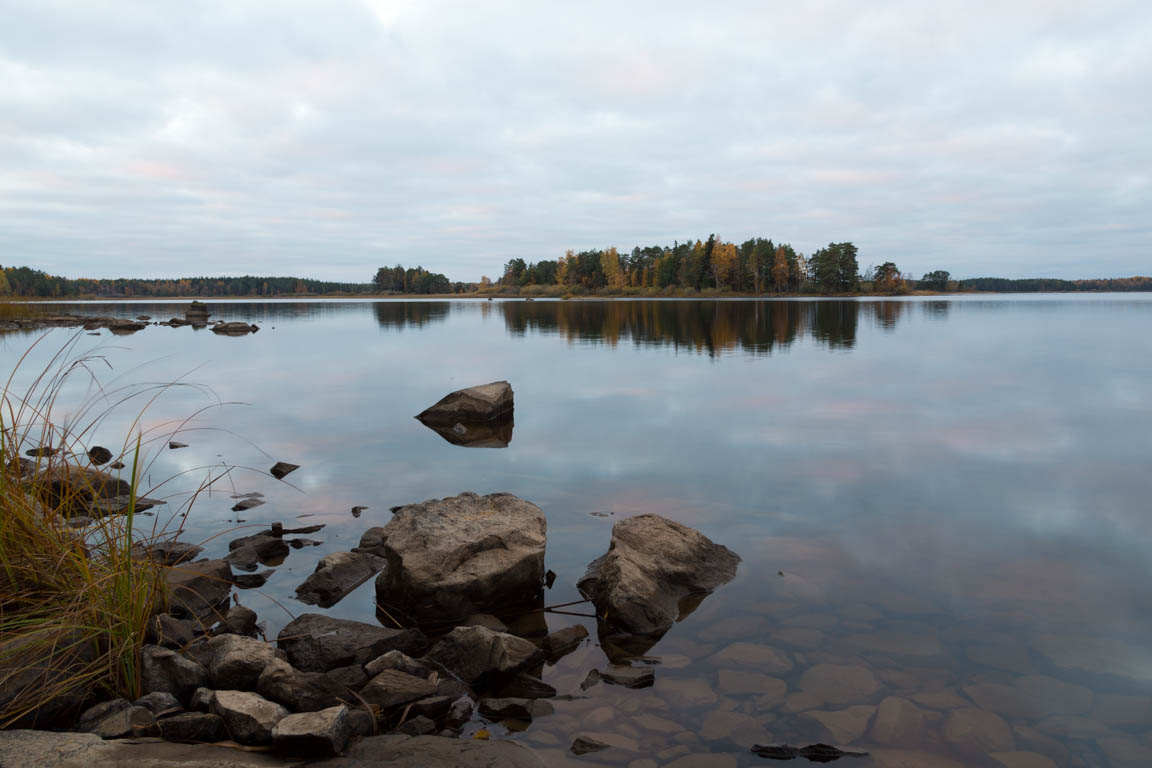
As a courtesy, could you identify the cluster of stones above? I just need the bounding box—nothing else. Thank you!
[1,302,259,335]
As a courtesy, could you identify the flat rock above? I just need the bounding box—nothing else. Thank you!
[799,663,881,706]
[364,650,431,679]
[416,381,514,425]
[498,673,557,699]
[210,690,288,744]
[601,665,655,689]
[131,539,203,565]
[422,625,543,688]
[571,732,639,755]
[374,492,546,624]
[359,669,437,712]
[543,625,588,660]
[271,705,352,756]
[157,711,227,742]
[277,613,426,672]
[296,551,386,608]
[577,514,740,639]
[133,691,181,715]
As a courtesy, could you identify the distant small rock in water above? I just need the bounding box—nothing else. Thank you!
[26,446,57,458]
[416,381,514,425]
[169,441,188,450]
[270,461,299,479]
[351,506,368,517]
[210,322,259,336]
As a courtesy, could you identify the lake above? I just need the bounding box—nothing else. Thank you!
[5,295,1152,766]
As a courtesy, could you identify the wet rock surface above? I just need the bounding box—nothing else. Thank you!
[296,550,386,608]
[577,514,740,639]
[416,381,514,425]
[374,492,546,624]
[422,625,543,688]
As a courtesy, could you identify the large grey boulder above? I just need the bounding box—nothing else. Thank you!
[210,690,288,745]
[416,381,514,425]
[272,705,352,756]
[577,514,740,638]
[209,634,279,690]
[423,626,543,689]
[296,551,386,608]
[277,614,425,672]
[373,492,546,624]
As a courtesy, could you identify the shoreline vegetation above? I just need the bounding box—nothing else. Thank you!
[2,236,1150,301]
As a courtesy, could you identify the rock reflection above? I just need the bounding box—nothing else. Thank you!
[501,299,873,355]
[419,417,514,448]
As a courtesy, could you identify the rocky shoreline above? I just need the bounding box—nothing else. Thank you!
[0,300,259,336]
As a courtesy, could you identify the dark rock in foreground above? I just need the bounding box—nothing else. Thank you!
[422,626,543,689]
[277,614,426,673]
[296,551,386,608]
[374,492,546,624]
[416,381,514,425]
[167,559,233,620]
[578,514,740,639]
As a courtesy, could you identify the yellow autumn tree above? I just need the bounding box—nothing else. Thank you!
[556,250,573,285]
[771,246,790,292]
[711,241,738,290]
[601,247,624,290]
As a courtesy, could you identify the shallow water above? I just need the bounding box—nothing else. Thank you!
[5,296,1152,766]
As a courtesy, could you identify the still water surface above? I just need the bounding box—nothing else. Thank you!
[5,296,1152,766]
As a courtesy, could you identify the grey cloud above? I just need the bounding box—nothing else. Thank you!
[1,0,1149,281]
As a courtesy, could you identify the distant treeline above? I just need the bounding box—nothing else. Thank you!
[0,266,375,298]
[957,276,1152,292]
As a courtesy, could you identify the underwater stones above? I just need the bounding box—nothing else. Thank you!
[799,663,881,706]
[943,707,1015,753]
[870,696,928,744]
[577,514,740,639]
[800,706,876,744]
[374,492,546,624]
[709,643,793,675]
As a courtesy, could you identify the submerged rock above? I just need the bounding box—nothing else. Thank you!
[373,492,546,624]
[296,550,386,608]
[211,321,260,336]
[416,381,514,425]
[185,301,210,324]
[577,514,740,639]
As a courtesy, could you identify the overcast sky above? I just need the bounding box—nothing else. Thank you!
[2,1,1150,282]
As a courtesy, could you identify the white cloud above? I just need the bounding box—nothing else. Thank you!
[0,0,1149,281]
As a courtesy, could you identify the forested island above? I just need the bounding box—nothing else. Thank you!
[1,236,1149,298]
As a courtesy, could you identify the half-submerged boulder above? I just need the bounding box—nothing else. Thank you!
[416,381,513,426]
[577,514,740,642]
[295,551,386,608]
[373,492,546,625]
[185,301,210,325]
[211,321,259,336]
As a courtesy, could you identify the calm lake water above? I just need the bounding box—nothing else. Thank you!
[5,296,1152,766]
